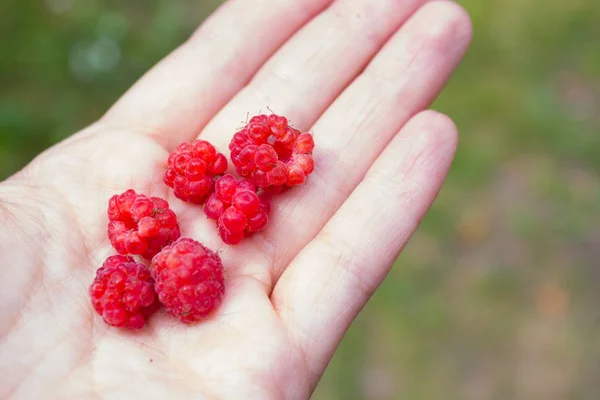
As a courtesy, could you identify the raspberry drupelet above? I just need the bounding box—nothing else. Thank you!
[90,255,159,330]
[229,114,315,192]
[164,139,228,203]
[151,238,225,324]
[108,190,181,259]
[204,174,270,245]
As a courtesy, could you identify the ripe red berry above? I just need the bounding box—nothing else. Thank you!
[90,255,159,330]
[108,190,181,259]
[151,238,225,324]
[204,174,270,245]
[229,114,315,191]
[164,139,228,204]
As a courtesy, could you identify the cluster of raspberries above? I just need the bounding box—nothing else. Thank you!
[90,114,315,330]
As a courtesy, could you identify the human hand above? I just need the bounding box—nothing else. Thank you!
[0,0,471,398]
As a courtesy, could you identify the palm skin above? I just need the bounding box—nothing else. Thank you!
[0,1,471,399]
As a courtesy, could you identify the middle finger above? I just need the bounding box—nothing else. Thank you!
[196,0,429,150]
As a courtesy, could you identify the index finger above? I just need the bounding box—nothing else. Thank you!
[101,0,334,149]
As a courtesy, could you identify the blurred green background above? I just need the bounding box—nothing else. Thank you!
[2,0,599,398]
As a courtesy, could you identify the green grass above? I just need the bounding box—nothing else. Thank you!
[2,0,599,398]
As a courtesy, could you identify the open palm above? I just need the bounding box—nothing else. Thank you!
[0,1,471,399]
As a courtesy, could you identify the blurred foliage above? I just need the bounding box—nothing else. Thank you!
[0,0,222,176]
[1,0,600,399]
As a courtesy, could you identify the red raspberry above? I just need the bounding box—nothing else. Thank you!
[89,255,159,330]
[229,114,315,191]
[108,190,181,259]
[151,238,225,324]
[164,139,228,203]
[204,174,270,245]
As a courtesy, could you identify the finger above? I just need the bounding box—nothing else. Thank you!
[259,0,471,280]
[196,0,429,151]
[101,0,334,149]
[272,110,458,386]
